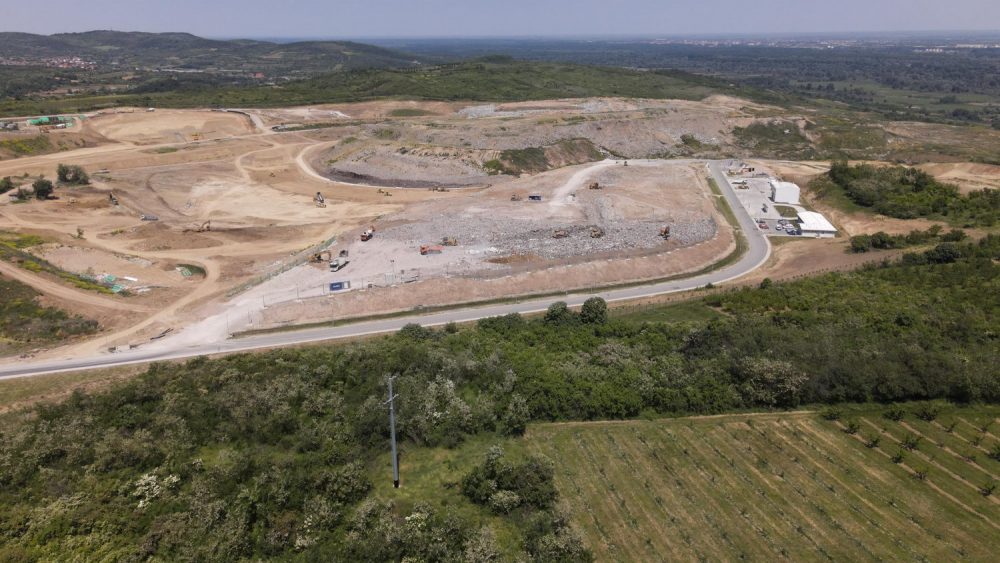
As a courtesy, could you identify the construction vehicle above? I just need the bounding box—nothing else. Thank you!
[361,226,375,242]
[528,195,543,201]
[590,227,605,238]
[108,192,119,206]
[330,256,349,271]
[553,229,569,239]
[442,237,458,246]
[314,192,326,208]
[183,221,211,233]
[339,249,349,259]
[420,245,443,255]
[510,194,522,201]
[311,250,332,263]
[660,226,671,240]
[588,181,602,190]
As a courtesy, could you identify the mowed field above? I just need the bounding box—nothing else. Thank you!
[526,408,1000,562]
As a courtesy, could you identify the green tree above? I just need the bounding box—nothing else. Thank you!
[0,176,15,194]
[850,234,873,253]
[32,178,54,200]
[544,301,576,325]
[580,297,608,324]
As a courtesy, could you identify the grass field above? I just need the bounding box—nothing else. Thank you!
[525,406,1000,561]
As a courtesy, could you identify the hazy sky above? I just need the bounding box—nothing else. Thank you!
[4,0,1000,38]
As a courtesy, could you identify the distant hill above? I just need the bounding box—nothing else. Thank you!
[0,30,432,74]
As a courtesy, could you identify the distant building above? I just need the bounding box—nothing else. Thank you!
[769,180,801,205]
[797,211,837,238]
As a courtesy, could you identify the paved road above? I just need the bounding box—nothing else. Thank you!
[0,161,769,379]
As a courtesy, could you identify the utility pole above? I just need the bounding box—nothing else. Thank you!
[385,375,400,488]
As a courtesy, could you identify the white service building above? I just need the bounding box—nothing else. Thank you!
[796,211,838,238]
[769,180,801,205]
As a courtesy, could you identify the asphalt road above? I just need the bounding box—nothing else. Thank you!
[0,161,769,380]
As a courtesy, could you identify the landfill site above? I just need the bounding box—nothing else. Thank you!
[0,96,810,354]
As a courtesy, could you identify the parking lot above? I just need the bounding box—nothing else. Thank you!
[728,175,803,237]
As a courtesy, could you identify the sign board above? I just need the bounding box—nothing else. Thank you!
[329,281,351,291]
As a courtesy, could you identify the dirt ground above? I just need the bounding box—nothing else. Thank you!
[3,98,990,358]
[85,109,255,145]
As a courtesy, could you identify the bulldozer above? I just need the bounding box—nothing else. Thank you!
[552,229,569,239]
[590,227,605,238]
[660,225,671,240]
[588,181,602,190]
[442,237,458,246]
[510,194,522,202]
[361,226,375,242]
[314,192,326,208]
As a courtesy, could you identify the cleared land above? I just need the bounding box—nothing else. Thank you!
[526,409,1000,562]
[2,96,998,359]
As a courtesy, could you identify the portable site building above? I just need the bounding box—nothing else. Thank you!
[796,211,837,238]
[769,180,801,205]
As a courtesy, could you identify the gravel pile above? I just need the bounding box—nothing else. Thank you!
[380,214,717,261]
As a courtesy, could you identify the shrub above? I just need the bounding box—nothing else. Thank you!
[883,405,906,421]
[843,420,860,435]
[32,178,54,200]
[56,164,89,185]
[461,446,557,513]
[820,407,842,421]
[912,404,940,421]
[580,297,608,325]
[981,481,997,497]
[544,301,576,325]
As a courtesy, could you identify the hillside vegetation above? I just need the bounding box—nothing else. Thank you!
[1,235,998,558]
[0,31,428,76]
[812,161,1000,227]
[0,61,729,118]
[0,276,98,354]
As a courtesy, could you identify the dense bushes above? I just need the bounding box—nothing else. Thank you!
[462,446,590,562]
[56,163,89,185]
[849,226,966,252]
[824,161,999,226]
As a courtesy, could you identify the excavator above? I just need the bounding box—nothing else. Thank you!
[660,225,671,240]
[183,221,211,233]
[314,192,326,208]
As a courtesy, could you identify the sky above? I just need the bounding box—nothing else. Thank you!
[4,0,1000,38]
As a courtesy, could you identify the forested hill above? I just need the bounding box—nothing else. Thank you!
[0,31,430,73]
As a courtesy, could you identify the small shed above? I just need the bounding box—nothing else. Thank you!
[797,211,837,238]
[769,180,801,205]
